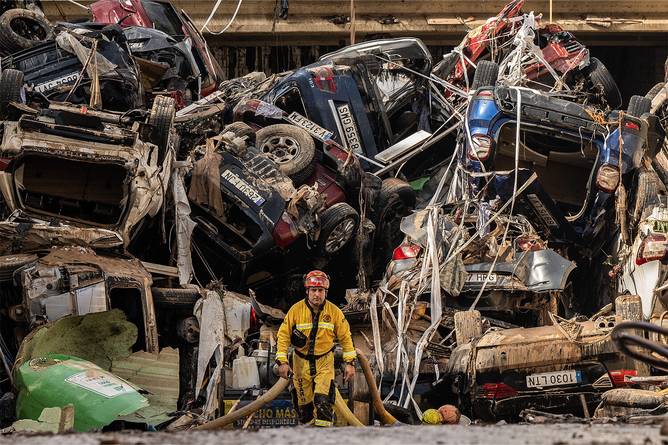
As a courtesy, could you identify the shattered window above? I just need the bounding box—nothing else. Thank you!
[143,1,183,38]
[274,87,308,117]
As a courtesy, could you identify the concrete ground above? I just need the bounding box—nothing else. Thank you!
[0,424,664,445]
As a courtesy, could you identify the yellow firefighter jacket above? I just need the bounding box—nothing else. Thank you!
[276,299,356,364]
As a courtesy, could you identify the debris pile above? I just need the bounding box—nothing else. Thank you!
[1,0,668,433]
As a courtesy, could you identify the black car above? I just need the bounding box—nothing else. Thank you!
[1,23,141,111]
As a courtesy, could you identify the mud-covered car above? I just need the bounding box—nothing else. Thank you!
[0,93,176,245]
[237,38,448,180]
[90,0,223,98]
[186,130,364,304]
[443,298,642,421]
[0,246,159,353]
[1,23,141,111]
[383,203,575,327]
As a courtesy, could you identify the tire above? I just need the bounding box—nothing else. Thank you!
[627,95,652,118]
[585,57,622,109]
[0,68,24,119]
[470,60,499,90]
[223,121,255,139]
[383,402,417,425]
[433,52,458,79]
[632,167,662,227]
[0,253,37,282]
[316,202,359,255]
[370,178,416,277]
[0,9,52,55]
[147,95,176,164]
[646,82,665,101]
[151,287,201,308]
[255,124,316,184]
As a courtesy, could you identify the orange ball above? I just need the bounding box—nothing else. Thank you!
[438,404,461,424]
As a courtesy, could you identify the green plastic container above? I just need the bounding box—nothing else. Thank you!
[15,354,149,432]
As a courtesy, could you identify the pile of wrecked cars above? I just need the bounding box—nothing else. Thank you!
[1,0,668,433]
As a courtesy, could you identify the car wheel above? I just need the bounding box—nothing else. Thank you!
[627,95,652,118]
[470,60,499,90]
[370,178,416,277]
[632,167,663,229]
[147,95,176,164]
[255,124,316,184]
[0,68,24,119]
[585,57,622,109]
[0,8,52,55]
[223,121,255,140]
[151,287,201,308]
[317,202,359,255]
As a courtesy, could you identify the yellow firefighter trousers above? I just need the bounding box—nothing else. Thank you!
[291,351,335,426]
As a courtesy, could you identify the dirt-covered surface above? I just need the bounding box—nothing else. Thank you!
[0,424,664,445]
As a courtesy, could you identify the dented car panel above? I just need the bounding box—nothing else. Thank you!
[0,113,171,245]
[17,247,158,353]
[446,317,627,420]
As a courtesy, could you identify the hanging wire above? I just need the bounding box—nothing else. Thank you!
[201,0,244,35]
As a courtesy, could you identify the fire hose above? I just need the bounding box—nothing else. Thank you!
[611,321,668,371]
[195,350,397,429]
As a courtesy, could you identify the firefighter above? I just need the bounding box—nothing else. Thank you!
[275,270,357,427]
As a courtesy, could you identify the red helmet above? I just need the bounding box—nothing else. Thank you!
[304,270,330,289]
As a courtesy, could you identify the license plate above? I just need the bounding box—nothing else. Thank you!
[285,112,333,142]
[465,273,498,284]
[526,370,581,388]
[34,71,79,93]
[221,169,265,206]
[335,103,363,154]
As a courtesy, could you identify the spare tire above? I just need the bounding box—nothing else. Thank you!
[147,95,176,163]
[151,287,201,308]
[627,95,652,118]
[0,9,52,55]
[370,178,415,277]
[585,57,622,109]
[471,60,499,90]
[316,202,359,255]
[255,124,316,184]
[0,68,24,119]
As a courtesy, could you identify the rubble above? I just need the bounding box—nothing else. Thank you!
[1,0,668,435]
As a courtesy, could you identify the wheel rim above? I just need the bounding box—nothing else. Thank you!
[324,217,356,253]
[260,135,301,165]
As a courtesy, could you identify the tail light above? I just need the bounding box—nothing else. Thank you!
[624,121,640,131]
[481,382,518,400]
[636,234,668,265]
[609,369,637,387]
[250,306,258,332]
[596,164,620,193]
[467,134,493,161]
[476,90,494,99]
[392,243,421,261]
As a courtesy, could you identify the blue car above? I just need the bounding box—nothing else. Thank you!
[463,83,651,244]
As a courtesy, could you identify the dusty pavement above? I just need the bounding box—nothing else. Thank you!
[0,424,664,445]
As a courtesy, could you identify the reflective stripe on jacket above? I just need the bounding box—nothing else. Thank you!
[276,299,356,364]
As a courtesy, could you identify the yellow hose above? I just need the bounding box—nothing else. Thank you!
[196,350,396,429]
[334,387,364,426]
[195,377,290,430]
[356,349,399,425]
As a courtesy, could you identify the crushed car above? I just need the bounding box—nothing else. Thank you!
[0,92,176,246]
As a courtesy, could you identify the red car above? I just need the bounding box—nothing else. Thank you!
[90,0,223,98]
